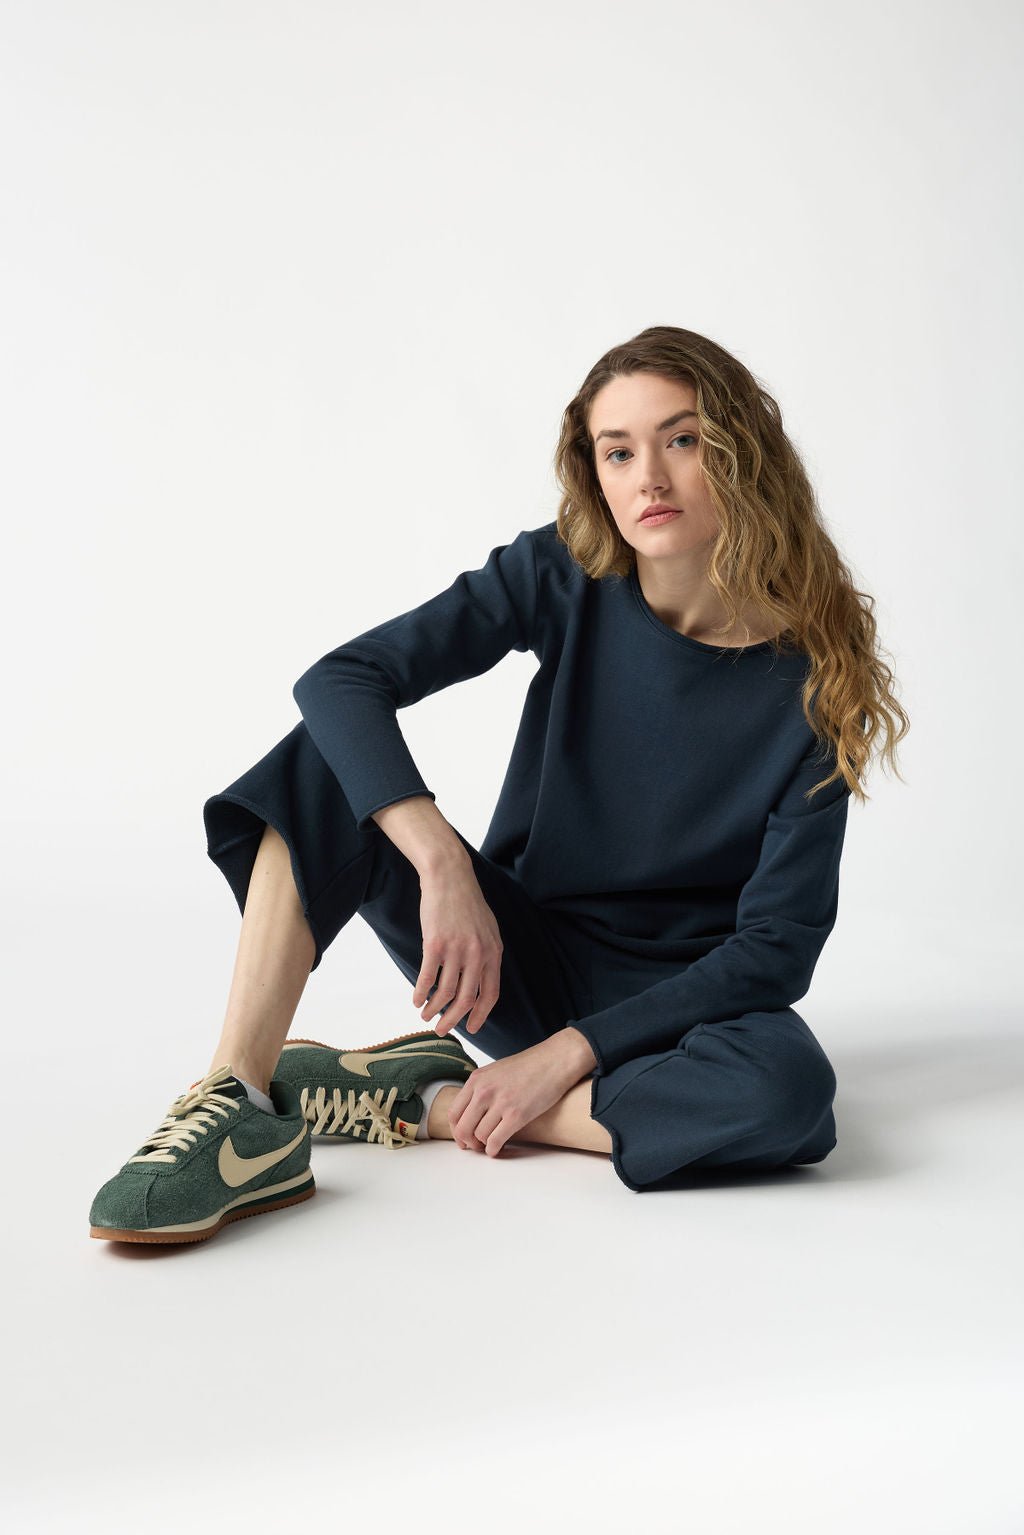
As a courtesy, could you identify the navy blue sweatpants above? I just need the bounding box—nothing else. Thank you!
[202,721,839,1193]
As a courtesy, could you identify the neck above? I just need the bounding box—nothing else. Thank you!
[633,548,761,643]
[633,550,782,646]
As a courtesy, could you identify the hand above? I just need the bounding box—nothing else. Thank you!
[412,858,503,1036]
[446,1034,589,1158]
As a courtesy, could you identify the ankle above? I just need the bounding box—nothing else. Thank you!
[426,1085,460,1138]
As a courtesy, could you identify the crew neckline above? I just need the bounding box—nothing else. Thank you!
[627,565,781,656]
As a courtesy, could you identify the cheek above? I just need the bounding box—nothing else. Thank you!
[687,484,718,525]
[692,511,719,541]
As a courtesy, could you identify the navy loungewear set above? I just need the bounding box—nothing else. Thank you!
[203,522,850,1192]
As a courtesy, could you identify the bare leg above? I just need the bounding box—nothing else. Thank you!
[427,1079,613,1155]
[204,822,316,1093]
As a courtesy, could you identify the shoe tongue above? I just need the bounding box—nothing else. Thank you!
[181,1070,249,1107]
[214,1076,249,1102]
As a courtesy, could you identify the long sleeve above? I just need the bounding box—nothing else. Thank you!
[569,738,852,1074]
[292,528,540,831]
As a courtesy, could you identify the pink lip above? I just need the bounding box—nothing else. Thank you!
[640,504,681,522]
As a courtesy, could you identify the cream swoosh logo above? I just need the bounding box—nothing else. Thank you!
[218,1125,308,1188]
[338,1045,469,1079]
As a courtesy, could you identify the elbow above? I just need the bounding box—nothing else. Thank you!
[782,933,836,1007]
[755,917,837,1009]
[292,660,322,709]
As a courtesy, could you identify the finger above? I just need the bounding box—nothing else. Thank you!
[474,1107,505,1156]
[463,962,500,1035]
[451,1112,486,1152]
[418,961,465,1023]
[445,1095,464,1144]
[451,1094,490,1152]
[412,957,442,1008]
[445,1081,476,1140]
[441,967,488,1033]
[423,941,484,1024]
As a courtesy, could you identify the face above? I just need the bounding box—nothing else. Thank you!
[588,372,719,564]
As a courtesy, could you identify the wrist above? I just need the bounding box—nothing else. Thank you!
[549,1025,598,1079]
[417,840,472,882]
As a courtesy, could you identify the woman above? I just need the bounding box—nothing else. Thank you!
[89,325,908,1243]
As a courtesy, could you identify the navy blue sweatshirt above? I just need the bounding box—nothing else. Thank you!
[292,522,851,1074]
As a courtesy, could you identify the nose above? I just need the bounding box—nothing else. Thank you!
[633,450,670,498]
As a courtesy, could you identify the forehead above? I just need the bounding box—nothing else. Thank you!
[589,373,697,434]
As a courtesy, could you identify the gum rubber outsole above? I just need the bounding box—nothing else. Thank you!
[283,1027,471,1051]
[89,1180,316,1245]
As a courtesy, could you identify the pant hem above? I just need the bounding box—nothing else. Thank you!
[205,791,332,971]
[588,1071,644,1193]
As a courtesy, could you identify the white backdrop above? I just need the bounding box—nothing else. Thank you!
[2,2,1021,1532]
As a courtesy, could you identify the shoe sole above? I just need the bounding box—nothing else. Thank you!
[283,1028,472,1052]
[89,1169,316,1244]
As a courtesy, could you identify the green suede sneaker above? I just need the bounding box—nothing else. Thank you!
[89,1063,315,1244]
[273,1028,477,1146]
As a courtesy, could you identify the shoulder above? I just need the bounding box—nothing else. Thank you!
[519,520,587,591]
[490,522,586,656]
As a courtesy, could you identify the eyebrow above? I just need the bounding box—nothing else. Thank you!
[593,409,697,445]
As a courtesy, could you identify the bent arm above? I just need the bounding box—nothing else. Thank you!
[566,742,853,1075]
[292,528,540,832]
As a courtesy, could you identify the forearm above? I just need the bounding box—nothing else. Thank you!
[371,794,471,880]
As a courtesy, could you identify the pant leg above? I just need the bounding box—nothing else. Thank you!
[589,1005,838,1193]
[540,917,839,1193]
[202,720,586,1053]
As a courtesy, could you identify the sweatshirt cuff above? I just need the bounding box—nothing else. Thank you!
[562,1017,612,1076]
[354,788,437,834]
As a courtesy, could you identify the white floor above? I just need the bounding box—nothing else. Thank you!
[4,898,1022,1535]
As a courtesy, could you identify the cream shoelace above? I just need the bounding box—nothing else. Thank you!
[299,1084,419,1147]
[128,1063,243,1165]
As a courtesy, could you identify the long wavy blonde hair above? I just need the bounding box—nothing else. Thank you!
[553,325,909,805]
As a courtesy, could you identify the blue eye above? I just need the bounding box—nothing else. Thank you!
[605,433,696,464]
